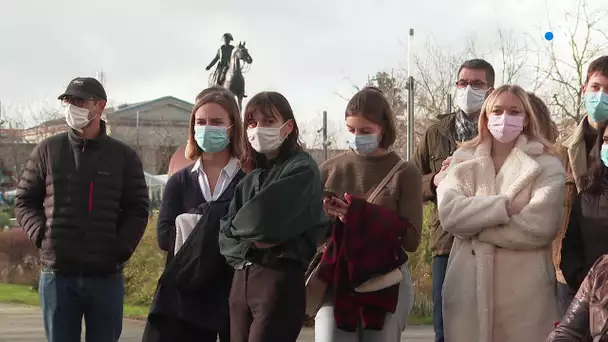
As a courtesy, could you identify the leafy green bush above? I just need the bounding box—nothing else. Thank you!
[408,204,434,317]
[123,216,165,307]
[0,212,10,230]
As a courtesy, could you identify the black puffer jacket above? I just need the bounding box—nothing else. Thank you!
[14,121,150,276]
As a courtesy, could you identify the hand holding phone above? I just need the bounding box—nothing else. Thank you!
[323,191,349,222]
[324,190,338,199]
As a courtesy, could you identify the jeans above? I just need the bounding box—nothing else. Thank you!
[314,263,414,342]
[432,255,449,342]
[39,270,125,342]
[556,281,576,316]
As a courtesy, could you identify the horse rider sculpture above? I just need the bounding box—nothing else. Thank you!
[206,33,235,86]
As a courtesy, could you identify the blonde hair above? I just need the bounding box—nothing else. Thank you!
[185,87,246,160]
[460,84,557,155]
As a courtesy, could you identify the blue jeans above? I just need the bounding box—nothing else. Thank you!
[39,270,125,342]
[432,255,449,342]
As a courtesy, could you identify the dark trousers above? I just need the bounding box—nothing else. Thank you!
[557,281,577,316]
[39,270,124,342]
[432,255,449,342]
[229,262,305,342]
[142,315,229,342]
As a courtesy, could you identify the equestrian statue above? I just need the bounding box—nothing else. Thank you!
[167,33,253,176]
[206,33,253,109]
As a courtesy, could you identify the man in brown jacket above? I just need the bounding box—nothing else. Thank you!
[413,59,495,342]
[553,55,608,314]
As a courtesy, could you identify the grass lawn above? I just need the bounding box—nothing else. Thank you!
[408,315,433,325]
[0,283,432,325]
[0,283,149,319]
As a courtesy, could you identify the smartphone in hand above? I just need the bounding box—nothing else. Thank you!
[323,190,338,199]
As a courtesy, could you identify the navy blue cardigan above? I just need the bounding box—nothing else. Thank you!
[156,165,206,259]
[148,164,244,333]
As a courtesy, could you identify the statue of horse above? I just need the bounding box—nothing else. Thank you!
[209,41,253,109]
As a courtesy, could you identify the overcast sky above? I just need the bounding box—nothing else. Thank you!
[0,0,605,143]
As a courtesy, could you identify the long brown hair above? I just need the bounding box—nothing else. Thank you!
[241,91,302,172]
[460,84,557,155]
[185,86,245,160]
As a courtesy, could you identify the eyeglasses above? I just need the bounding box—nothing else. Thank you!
[61,96,95,107]
[456,80,487,90]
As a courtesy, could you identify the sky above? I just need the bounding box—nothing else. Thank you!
[0,0,604,145]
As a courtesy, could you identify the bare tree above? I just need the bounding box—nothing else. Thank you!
[496,27,529,85]
[412,39,464,121]
[0,121,23,190]
[409,37,483,147]
[300,112,340,150]
[147,120,183,174]
[336,45,467,158]
[108,114,186,174]
[413,28,534,121]
[0,103,63,184]
[533,0,608,124]
[333,22,589,156]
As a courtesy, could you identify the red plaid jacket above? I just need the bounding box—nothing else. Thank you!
[318,194,410,331]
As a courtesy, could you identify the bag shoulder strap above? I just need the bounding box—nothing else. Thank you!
[367,159,405,203]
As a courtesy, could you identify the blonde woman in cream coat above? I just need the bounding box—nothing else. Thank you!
[435,84,565,342]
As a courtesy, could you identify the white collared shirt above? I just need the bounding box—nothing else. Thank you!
[191,157,240,202]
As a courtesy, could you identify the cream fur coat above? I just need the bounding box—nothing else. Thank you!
[436,135,565,342]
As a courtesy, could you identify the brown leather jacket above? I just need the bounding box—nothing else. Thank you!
[547,254,608,341]
[413,113,458,256]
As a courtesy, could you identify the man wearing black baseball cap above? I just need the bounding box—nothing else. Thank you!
[14,77,150,342]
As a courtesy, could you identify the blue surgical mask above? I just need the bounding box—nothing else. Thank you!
[194,125,230,153]
[601,144,608,168]
[585,91,608,123]
[347,132,379,155]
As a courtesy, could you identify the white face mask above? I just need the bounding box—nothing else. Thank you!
[456,85,487,114]
[64,104,94,131]
[247,122,289,154]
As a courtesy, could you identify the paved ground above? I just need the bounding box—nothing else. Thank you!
[0,303,434,341]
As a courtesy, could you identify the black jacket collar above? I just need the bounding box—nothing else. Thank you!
[68,120,108,151]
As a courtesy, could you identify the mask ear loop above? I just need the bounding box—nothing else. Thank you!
[86,101,102,123]
[279,119,293,140]
[225,125,234,144]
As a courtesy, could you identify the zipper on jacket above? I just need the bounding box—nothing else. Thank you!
[88,181,94,212]
[82,140,87,152]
